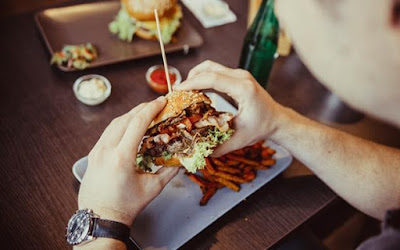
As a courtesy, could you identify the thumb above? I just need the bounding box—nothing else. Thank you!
[156,167,180,187]
[211,131,247,157]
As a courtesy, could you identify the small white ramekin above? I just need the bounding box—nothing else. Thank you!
[73,74,112,106]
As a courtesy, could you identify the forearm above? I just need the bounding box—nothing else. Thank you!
[74,238,126,250]
[271,107,400,220]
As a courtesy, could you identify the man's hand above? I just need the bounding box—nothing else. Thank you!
[78,97,179,227]
[175,60,286,156]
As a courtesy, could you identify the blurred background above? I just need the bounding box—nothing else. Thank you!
[0,0,70,17]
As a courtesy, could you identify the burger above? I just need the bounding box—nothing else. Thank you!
[136,91,234,173]
[108,0,182,44]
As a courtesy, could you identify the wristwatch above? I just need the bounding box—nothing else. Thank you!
[66,209,130,246]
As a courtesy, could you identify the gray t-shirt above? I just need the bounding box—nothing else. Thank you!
[357,209,400,250]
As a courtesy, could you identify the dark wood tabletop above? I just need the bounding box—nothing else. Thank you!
[1,0,400,249]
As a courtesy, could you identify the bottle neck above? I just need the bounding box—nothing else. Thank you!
[247,0,279,44]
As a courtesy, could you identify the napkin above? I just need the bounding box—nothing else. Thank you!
[181,0,237,28]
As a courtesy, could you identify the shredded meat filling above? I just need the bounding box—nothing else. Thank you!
[146,102,218,136]
[141,101,231,158]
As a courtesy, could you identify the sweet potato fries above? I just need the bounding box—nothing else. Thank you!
[185,141,276,206]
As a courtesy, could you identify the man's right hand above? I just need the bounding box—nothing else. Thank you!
[174,60,287,156]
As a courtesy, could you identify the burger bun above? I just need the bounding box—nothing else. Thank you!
[150,91,212,127]
[123,0,177,21]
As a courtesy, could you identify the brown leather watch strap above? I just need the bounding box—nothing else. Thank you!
[92,218,130,245]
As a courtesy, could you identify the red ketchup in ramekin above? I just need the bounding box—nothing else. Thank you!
[146,65,182,94]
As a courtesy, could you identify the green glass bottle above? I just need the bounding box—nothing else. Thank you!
[239,0,279,88]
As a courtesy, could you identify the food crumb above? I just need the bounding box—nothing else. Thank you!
[245,217,248,221]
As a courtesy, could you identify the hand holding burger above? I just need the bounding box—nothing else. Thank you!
[78,97,179,228]
[76,91,233,248]
[175,61,284,157]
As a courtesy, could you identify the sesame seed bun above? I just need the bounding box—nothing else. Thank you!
[123,0,177,21]
[150,91,212,127]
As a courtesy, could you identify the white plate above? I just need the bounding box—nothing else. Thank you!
[72,92,293,250]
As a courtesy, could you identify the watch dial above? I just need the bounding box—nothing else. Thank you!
[66,210,91,245]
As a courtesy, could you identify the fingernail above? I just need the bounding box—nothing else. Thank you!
[211,152,222,158]
[157,96,166,102]
[174,82,185,90]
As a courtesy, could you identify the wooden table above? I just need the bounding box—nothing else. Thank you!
[1,0,399,249]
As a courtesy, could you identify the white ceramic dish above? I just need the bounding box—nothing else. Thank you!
[202,0,230,19]
[72,92,293,250]
[73,74,111,106]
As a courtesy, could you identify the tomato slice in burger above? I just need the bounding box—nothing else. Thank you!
[188,114,202,124]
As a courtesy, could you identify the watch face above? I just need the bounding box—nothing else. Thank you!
[66,210,92,245]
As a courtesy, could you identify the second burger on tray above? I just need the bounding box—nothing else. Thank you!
[109,0,183,43]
